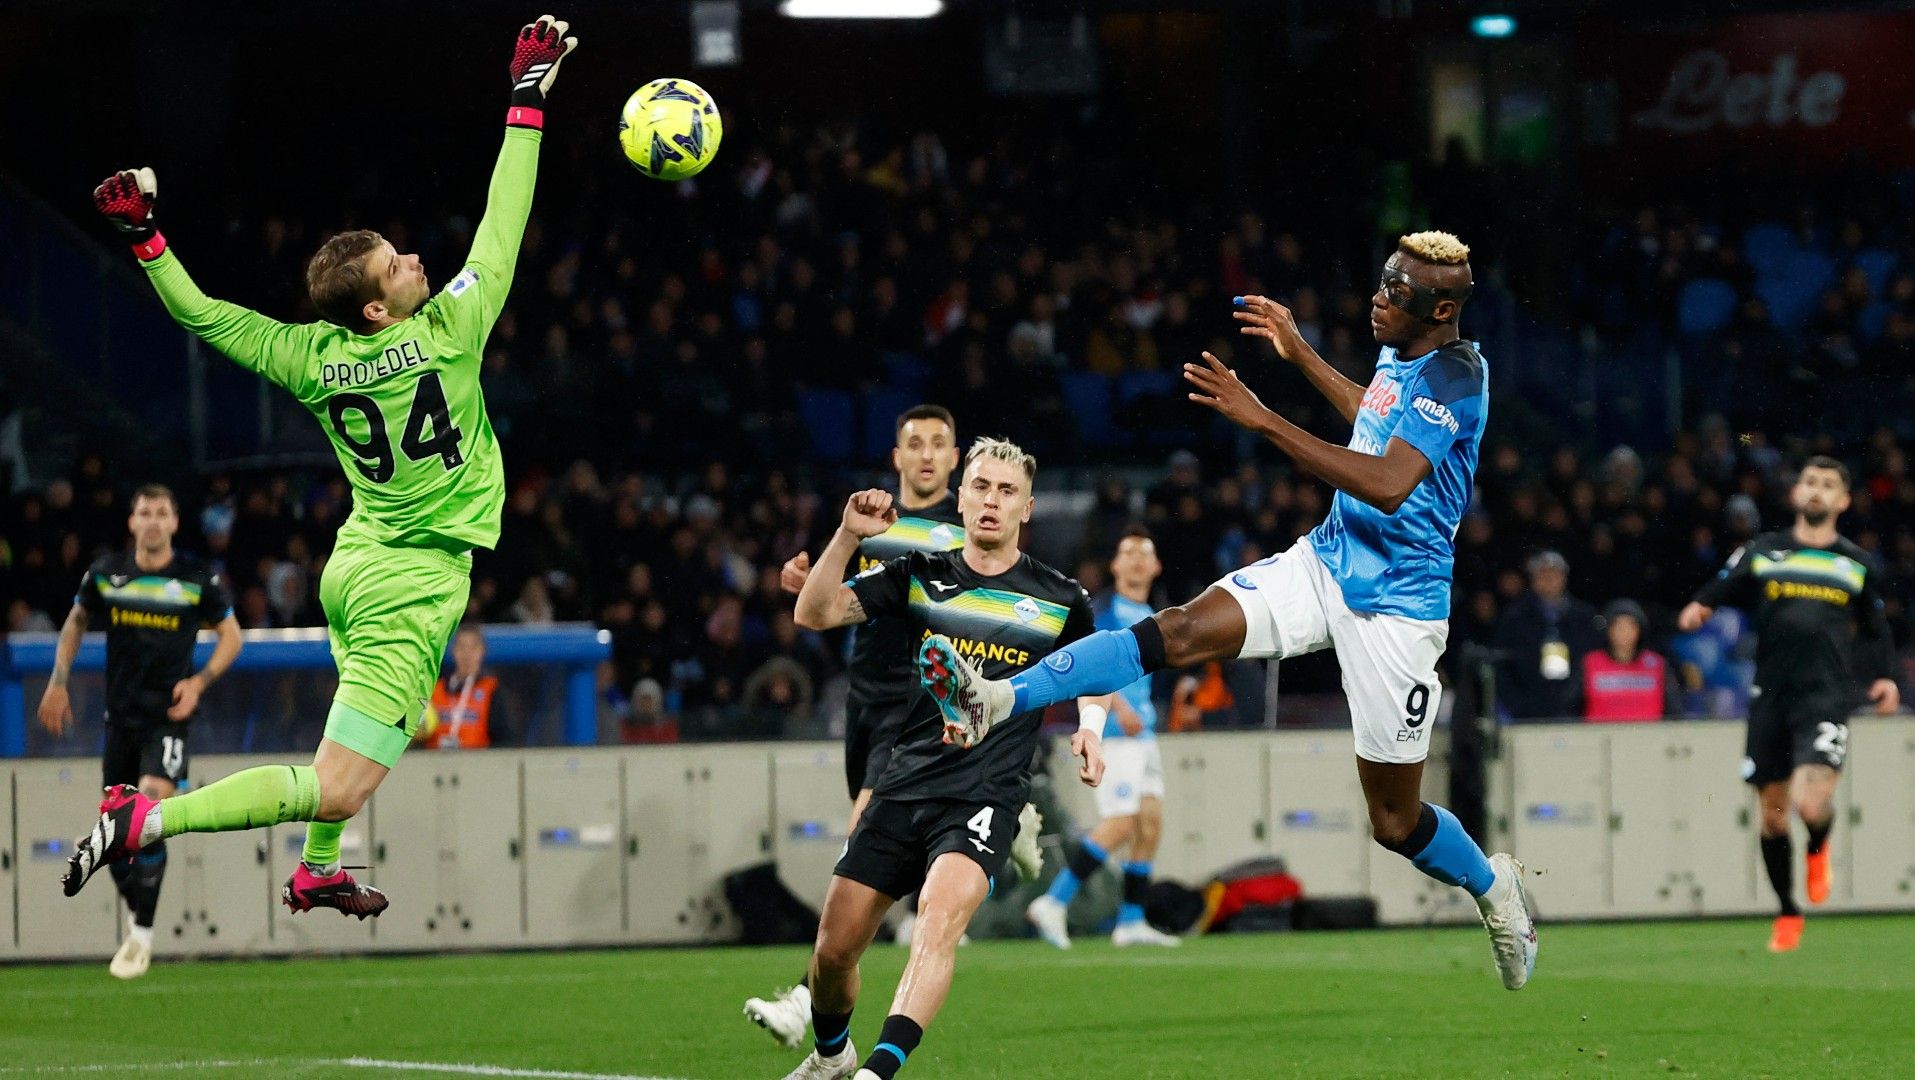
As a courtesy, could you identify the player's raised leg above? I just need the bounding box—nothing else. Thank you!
[919,587,1246,747]
[780,876,893,1080]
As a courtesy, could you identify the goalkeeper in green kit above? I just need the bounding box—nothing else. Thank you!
[62,15,579,918]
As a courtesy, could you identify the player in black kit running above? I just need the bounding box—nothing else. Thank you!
[37,484,241,979]
[1679,456,1898,953]
[777,437,1107,1080]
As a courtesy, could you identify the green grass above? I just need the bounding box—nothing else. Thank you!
[3,916,1911,1078]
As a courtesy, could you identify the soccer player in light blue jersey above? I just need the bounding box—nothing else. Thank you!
[1027,531,1180,949]
[920,232,1538,990]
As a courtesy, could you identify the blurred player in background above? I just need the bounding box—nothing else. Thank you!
[747,406,1045,1048]
[780,439,1106,1080]
[1027,530,1181,949]
[1679,456,1899,953]
[37,484,241,978]
[920,232,1541,991]
[61,15,577,918]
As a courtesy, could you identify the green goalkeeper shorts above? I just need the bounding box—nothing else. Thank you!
[319,538,472,767]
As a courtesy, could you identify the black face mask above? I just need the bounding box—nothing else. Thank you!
[1380,265,1472,324]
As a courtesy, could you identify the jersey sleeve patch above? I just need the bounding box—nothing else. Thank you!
[1419,347,1485,404]
[448,268,480,298]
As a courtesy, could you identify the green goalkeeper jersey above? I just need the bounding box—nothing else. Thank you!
[141,127,542,552]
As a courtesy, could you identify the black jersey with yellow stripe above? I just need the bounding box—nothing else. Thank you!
[850,548,1095,808]
[75,551,233,723]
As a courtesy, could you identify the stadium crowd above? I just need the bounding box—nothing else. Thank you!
[8,123,1915,739]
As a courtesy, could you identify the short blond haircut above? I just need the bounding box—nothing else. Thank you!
[963,436,1037,482]
[1398,230,1471,266]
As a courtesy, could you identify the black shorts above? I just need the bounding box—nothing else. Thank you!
[833,796,1019,900]
[843,698,912,799]
[1744,686,1851,787]
[103,721,190,788]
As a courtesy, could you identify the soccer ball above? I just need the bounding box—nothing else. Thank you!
[618,78,723,181]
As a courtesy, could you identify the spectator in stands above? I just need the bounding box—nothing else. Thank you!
[420,625,509,750]
[622,678,679,745]
[1581,600,1673,723]
[1495,550,1603,721]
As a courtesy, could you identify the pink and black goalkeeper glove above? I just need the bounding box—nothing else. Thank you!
[93,167,166,260]
[507,14,578,129]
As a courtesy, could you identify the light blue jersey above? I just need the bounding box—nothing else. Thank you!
[1307,340,1487,621]
[1095,593,1159,739]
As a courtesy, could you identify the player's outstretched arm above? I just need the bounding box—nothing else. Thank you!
[1234,295,1364,423]
[793,490,898,630]
[1184,352,1432,513]
[453,14,578,345]
[94,168,315,391]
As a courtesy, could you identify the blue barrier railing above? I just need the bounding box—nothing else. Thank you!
[0,623,610,756]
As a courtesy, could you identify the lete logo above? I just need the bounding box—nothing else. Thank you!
[1632,51,1845,135]
[1360,378,1398,417]
[1412,395,1459,434]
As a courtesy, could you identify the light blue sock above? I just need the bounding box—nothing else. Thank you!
[1010,628,1146,713]
[1046,868,1084,905]
[1403,804,1495,898]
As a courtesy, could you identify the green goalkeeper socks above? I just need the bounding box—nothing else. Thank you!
[160,765,320,839]
[302,820,346,872]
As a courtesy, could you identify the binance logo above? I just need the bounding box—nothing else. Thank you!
[111,608,181,631]
[1765,580,1849,605]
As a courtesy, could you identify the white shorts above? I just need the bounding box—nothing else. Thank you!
[1213,541,1448,764]
[1093,738,1165,819]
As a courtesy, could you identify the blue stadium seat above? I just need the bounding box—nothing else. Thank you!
[1854,248,1901,297]
[1059,371,1119,448]
[1676,278,1737,337]
[1859,301,1891,343]
[881,352,933,396]
[1754,251,1835,330]
[861,387,920,459]
[1741,222,1795,269]
[797,389,856,463]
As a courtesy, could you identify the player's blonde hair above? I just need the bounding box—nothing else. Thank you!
[963,436,1037,483]
[1397,230,1471,266]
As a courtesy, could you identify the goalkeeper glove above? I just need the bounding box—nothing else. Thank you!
[93,167,167,260]
[507,14,578,128]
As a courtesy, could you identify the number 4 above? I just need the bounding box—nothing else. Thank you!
[967,807,994,840]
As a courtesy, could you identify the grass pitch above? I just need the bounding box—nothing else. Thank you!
[3,915,1910,1078]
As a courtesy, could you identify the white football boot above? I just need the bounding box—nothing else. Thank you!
[1010,803,1045,882]
[1026,893,1072,950]
[779,1040,857,1080]
[744,982,811,1049]
[108,924,152,980]
[1112,921,1181,948]
[919,636,1015,748]
[1477,853,1538,990]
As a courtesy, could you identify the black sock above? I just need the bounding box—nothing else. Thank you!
[1375,803,1440,858]
[862,1015,924,1080]
[130,843,166,928]
[108,860,138,911]
[1761,834,1800,917]
[1122,865,1150,909]
[1805,818,1833,857]
[797,971,811,992]
[1066,840,1104,882]
[812,1007,851,1057]
[1129,617,1168,673]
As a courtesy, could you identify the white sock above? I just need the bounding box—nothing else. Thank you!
[305,860,341,877]
[127,922,154,948]
[1476,862,1512,915]
[138,805,164,848]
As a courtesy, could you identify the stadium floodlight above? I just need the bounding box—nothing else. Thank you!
[779,0,944,17]
[1469,14,1516,38]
